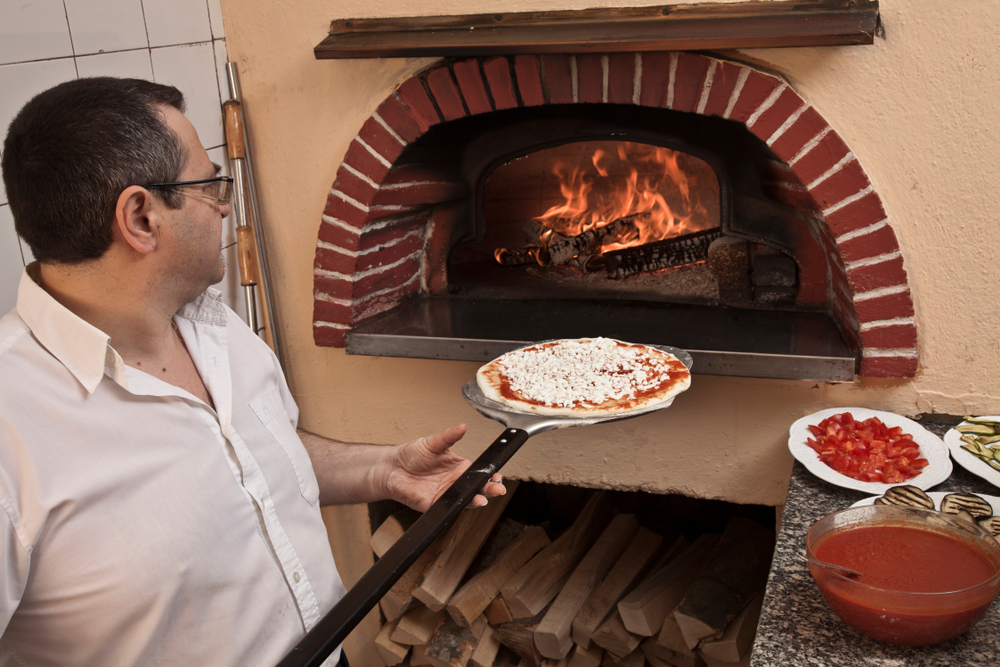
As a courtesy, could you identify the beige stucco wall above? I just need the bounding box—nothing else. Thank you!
[220,0,999,660]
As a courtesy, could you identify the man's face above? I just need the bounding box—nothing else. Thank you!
[158,105,230,295]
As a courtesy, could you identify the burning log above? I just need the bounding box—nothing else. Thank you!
[494,246,542,267]
[603,228,721,280]
[539,214,645,266]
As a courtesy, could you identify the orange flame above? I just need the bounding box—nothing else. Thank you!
[534,142,711,253]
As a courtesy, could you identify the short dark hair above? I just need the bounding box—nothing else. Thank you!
[2,77,188,263]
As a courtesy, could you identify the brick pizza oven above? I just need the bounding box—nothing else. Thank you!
[311,51,916,380]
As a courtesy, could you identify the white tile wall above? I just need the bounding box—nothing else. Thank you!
[0,0,249,321]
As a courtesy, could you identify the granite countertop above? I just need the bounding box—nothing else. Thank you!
[751,425,1000,666]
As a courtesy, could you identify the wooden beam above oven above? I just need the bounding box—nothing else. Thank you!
[314,0,880,60]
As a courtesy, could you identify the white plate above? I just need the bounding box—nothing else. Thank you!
[851,491,1000,513]
[944,416,1000,489]
[788,407,952,495]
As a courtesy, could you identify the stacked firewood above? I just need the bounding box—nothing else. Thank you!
[494,218,721,279]
[372,485,774,667]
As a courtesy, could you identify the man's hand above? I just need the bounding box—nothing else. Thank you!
[384,424,505,512]
[298,425,505,510]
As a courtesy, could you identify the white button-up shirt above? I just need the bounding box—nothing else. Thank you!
[0,267,346,667]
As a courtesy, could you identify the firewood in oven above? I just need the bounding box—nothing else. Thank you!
[572,527,666,648]
[500,491,616,619]
[617,533,720,637]
[534,514,641,659]
[494,246,542,267]
[412,481,518,611]
[447,525,550,627]
[425,613,489,667]
[519,215,645,267]
[672,517,774,650]
[603,228,722,280]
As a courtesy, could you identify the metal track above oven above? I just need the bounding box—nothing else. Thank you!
[345,297,856,382]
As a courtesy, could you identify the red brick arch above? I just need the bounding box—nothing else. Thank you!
[313,52,917,379]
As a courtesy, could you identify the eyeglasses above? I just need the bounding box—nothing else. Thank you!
[144,176,234,205]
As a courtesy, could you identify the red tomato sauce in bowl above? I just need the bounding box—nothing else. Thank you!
[807,506,1000,646]
[816,525,996,592]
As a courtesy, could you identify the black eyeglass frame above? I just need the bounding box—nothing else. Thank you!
[144,176,234,204]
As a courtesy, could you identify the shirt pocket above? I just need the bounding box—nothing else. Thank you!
[249,387,320,506]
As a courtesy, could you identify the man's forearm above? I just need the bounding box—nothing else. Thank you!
[296,429,393,506]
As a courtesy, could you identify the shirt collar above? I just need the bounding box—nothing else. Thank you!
[16,263,228,395]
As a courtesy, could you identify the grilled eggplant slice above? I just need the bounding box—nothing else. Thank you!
[875,485,935,509]
[977,516,1000,539]
[940,493,994,519]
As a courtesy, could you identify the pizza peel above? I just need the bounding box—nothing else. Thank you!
[276,344,692,667]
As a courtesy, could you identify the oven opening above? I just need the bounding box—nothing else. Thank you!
[451,140,722,304]
[344,103,856,382]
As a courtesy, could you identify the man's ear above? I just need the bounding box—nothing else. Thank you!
[114,186,160,254]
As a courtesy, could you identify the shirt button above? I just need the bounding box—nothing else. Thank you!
[293,572,301,583]
[105,351,115,364]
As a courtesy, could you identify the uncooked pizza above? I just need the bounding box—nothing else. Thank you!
[476,337,691,417]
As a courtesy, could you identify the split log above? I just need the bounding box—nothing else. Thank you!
[501,491,616,619]
[494,246,542,267]
[375,617,410,666]
[673,518,774,650]
[568,643,604,667]
[533,215,644,266]
[448,525,551,626]
[493,605,551,665]
[492,645,522,667]
[590,610,640,658]
[393,605,447,646]
[371,512,411,558]
[411,645,433,666]
[654,616,704,667]
[618,534,720,637]
[603,228,721,279]
[382,532,448,621]
[601,647,644,667]
[644,636,704,667]
[697,591,764,664]
[485,597,515,625]
[470,623,501,667]
[425,614,489,667]
[534,514,640,659]
[572,527,666,648]
[413,481,519,611]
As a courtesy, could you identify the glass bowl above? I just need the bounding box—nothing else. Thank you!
[806,504,1000,646]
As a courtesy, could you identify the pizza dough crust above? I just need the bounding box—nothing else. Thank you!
[476,337,691,417]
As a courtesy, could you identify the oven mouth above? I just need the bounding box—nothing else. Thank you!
[343,106,855,382]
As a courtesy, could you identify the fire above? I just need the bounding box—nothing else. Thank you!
[534,142,712,254]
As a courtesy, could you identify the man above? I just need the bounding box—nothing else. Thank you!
[0,77,503,667]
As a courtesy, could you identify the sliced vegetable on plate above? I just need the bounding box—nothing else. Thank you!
[859,487,1000,542]
[789,407,952,495]
[944,416,1000,489]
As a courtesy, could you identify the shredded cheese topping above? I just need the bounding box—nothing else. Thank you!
[498,337,675,408]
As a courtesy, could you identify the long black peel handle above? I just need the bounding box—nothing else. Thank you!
[276,427,532,667]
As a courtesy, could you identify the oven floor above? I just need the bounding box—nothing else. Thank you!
[345,296,855,382]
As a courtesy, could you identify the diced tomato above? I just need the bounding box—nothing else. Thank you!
[805,411,925,484]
